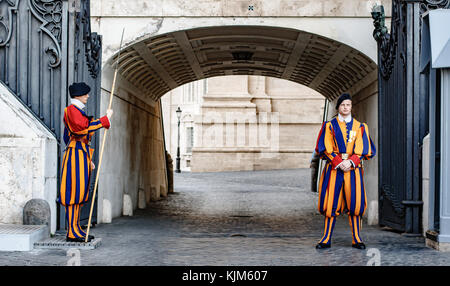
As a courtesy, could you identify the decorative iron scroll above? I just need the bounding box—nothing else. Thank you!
[373,0,450,80]
[0,0,19,47]
[28,0,62,68]
[83,30,101,78]
[371,2,405,80]
[420,0,450,13]
[78,0,101,78]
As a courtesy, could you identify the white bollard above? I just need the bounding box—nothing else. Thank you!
[123,194,133,216]
[102,199,112,223]
[368,200,379,226]
[138,189,146,209]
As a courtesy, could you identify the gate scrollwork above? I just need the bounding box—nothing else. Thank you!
[74,0,101,78]
[0,0,19,47]
[28,0,62,68]
[371,1,406,80]
[420,0,450,13]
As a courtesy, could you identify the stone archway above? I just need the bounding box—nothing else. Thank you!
[105,25,377,101]
[97,24,379,226]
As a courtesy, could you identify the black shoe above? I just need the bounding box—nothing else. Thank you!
[316,243,331,249]
[352,242,366,249]
[66,236,92,243]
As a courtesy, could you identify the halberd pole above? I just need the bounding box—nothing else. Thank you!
[85,29,125,242]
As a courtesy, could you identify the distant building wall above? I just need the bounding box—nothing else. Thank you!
[162,75,324,172]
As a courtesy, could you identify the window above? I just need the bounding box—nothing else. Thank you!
[186,127,194,153]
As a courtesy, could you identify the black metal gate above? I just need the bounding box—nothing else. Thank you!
[0,0,102,230]
[372,0,449,234]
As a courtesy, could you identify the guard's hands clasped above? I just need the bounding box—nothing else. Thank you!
[339,160,353,172]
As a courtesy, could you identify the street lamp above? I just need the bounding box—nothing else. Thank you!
[175,106,182,173]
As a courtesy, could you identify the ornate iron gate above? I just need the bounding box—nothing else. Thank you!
[0,0,102,229]
[372,0,449,234]
[70,0,102,227]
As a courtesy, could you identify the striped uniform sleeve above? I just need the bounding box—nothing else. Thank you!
[350,123,376,166]
[315,121,343,169]
[64,106,110,137]
[87,116,110,132]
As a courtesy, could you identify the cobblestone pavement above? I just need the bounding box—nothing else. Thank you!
[1,169,450,266]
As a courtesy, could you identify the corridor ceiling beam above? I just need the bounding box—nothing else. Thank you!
[111,26,377,101]
[133,42,179,90]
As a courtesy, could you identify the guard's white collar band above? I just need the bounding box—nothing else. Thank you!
[338,113,352,123]
[71,98,85,110]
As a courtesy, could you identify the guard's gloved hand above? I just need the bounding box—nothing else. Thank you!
[106,109,113,120]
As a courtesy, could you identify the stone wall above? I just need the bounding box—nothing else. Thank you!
[97,65,168,223]
[91,0,391,67]
[191,76,324,172]
[0,83,57,234]
[91,0,392,17]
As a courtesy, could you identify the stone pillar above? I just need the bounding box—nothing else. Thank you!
[439,68,450,249]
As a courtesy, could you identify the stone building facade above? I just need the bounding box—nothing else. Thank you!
[161,79,205,171]
[162,76,325,172]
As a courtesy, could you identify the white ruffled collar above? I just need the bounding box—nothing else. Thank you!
[338,113,352,123]
[71,98,85,110]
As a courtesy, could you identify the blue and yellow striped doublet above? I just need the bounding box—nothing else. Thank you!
[314,116,376,245]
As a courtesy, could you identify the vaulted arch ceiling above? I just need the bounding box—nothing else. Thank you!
[110,26,377,101]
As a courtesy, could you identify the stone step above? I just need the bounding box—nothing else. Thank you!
[34,236,102,250]
[0,224,49,251]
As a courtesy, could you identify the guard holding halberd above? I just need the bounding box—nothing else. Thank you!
[58,82,113,243]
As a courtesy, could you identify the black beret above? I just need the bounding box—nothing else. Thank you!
[335,93,352,110]
[69,82,91,98]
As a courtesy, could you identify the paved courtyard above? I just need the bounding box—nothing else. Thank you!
[1,169,450,266]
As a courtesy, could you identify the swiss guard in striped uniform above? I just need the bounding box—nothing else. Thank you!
[58,82,113,242]
[314,93,376,249]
